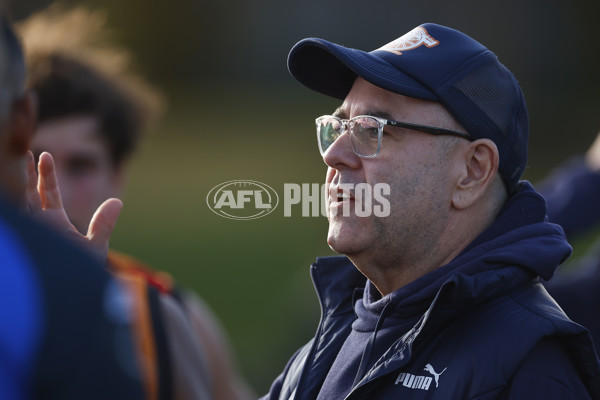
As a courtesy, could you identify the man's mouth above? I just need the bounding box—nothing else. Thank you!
[329,185,355,206]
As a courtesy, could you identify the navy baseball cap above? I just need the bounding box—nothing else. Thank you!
[288,23,528,193]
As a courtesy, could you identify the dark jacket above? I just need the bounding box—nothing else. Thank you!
[537,157,600,239]
[262,182,600,399]
[538,158,600,351]
[0,193,144,400]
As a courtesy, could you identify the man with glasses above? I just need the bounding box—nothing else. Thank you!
[261,23,600,399]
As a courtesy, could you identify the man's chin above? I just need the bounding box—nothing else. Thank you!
[327,232,360,256]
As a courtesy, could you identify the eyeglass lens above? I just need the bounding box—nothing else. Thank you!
[317,116,381,157]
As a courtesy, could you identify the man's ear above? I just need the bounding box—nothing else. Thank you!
[7,90,37,155]
[451,139,499,210]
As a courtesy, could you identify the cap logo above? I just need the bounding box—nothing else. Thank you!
[377,27,439,55]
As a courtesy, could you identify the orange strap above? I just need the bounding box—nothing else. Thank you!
[109,250,174,294]
[112,269,159,400]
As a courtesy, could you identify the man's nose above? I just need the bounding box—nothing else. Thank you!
[322,132,362,170]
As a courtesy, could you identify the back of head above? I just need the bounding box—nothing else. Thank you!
[16,5,163,166]
[0,9,35,203]
[0,11,25,125]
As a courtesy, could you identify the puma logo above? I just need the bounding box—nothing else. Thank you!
[424,364,447,388]
[395,363,448,391]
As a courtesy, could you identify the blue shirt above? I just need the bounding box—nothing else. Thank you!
[0,193,144,399]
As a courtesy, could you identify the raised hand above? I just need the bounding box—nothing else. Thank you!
[25,150,123,261]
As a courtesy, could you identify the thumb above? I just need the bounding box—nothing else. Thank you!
[87,198,123,257]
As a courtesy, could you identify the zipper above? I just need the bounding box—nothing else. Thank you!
[291,264,328,398]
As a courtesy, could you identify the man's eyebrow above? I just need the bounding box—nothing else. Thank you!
[332,107,396,121]
[331,106,401,123]
[363,110,394,120]
[332,107,346,118]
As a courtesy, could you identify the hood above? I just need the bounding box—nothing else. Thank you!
[312,180,571,329]
[317,181,572,321]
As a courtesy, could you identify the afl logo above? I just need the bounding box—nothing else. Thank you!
[206,180,279,220]
[378,27,439,55]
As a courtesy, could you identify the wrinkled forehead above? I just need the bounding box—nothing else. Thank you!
[337,77,466,131]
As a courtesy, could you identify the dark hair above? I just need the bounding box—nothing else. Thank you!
[17,6,163,166]
[0,14,26,121]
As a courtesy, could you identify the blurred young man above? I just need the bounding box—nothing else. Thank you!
[18,6,254,400]
[0,8,143,400]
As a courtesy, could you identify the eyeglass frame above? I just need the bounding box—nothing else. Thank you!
[315,114,474,158]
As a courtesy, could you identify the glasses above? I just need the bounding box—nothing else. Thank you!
[315,115,473,158]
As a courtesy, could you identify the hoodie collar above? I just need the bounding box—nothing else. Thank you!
[313,181,571,318]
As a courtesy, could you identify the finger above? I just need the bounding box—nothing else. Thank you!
[25,151,41,212]
[37,152,64,210]
[586,131,600,171]
[87,198,123,257]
